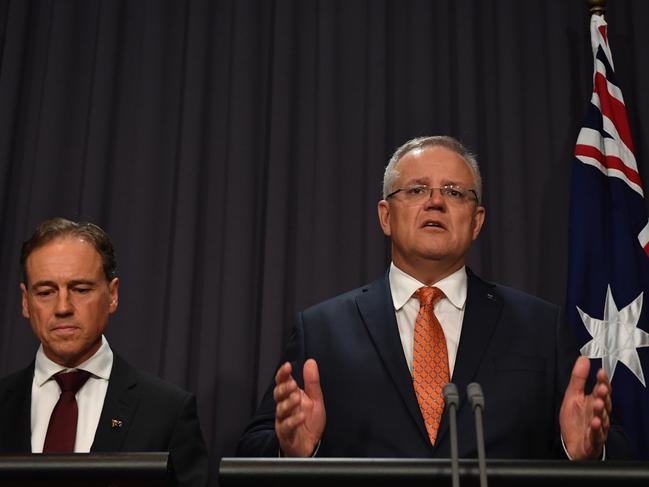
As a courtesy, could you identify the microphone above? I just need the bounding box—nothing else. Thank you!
[467,382,488,487]
[443,383,460,487]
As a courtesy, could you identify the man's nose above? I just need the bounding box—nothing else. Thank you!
[424,187,446,208]
[54,291,74,316]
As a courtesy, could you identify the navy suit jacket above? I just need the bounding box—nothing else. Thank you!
[238,270,630,458]
[0,354,209,486]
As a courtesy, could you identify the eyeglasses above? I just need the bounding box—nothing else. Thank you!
[386,184,479,204]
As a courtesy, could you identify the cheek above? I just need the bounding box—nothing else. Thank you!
[29,303,49,323]
[391,209,416,235]
[28,309,50,338]
[390,220,411,243]
[86,299,112,323]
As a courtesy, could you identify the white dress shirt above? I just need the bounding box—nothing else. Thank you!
[389,262,467,377]
[31,335,113,453]
[389,264,598,459]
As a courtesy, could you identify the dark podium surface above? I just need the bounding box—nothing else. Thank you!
[0,452,172,487]
[220,457,649,487]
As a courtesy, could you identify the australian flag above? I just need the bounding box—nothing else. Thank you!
[567,13,649,459]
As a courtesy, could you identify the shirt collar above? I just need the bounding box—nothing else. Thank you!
[389,262,468,310]
[34,335,114,387]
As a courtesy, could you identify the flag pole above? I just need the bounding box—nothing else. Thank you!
[588,0,606,16]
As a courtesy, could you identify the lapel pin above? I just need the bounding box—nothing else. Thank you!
[111,419,123,429]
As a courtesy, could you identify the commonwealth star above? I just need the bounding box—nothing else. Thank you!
[578,286,649,386]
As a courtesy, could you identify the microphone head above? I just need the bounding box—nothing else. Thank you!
[467,382,485,410]
[443,383,460,408]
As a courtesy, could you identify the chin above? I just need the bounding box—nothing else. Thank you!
[418,247,452,260]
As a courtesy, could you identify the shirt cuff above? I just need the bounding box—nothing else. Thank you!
[278,441,321,458]
[561,435,606,460]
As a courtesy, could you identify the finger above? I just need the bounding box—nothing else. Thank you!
[590,413,607,447]
[591,396,605,418]
[276,390,302,420]
[275,362,293,385]
[600,406,610,430]
[592,379,612,415]
[591,415,602,432]
[605,393,612,415]
[565,356,591,397]
[594,370,611,394]
[273,362,298,402]
[596,367,610,386]
[276,410,306,438]
[273,377,299,403]
[593,382,609,401]
[303,359,324,404]
[590,396,610,440]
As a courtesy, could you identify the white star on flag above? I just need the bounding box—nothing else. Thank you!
[578,286,649,386]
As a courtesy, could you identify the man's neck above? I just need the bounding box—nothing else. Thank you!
[392,257,465,286]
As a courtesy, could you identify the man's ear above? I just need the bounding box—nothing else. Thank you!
[108,277,119,314]
[378,200,392,237]
[20,283,30,319]
[471,206,486,241]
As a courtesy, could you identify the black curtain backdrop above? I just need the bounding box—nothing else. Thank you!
[1,0,649,481]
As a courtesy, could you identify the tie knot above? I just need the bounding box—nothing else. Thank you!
[415,286,444,307]
[54,370,91,394]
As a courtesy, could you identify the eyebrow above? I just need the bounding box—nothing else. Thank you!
[402,177,430,187]
[440,180,470,187]
[31,279,97,289]
[402,178,470,188]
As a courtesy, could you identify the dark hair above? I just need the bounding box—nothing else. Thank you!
[20,217,117,283]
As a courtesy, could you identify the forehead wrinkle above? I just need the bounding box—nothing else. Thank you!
[400,176,473,189]
[395,150,477,188]
[24,238,105,282]
[401,177,430,186]
[440,178,472,188]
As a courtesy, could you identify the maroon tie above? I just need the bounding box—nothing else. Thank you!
[43,370,91,453]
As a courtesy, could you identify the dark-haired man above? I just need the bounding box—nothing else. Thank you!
[238,136,630,460]
[0,218,209,486]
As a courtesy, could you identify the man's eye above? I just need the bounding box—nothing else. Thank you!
[443,186,464,199]
[73,287,91,294]
[36,290,54,297]
[407,186,427,196]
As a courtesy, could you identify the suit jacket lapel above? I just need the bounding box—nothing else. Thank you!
[0,364,33,452]
[91,355,140,452]
[434,269,503,449]
[355,276,431,445]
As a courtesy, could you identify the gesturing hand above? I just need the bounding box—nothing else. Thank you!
[274,359,326,457]
[560,356,612,459]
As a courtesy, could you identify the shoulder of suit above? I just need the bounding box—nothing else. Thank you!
[300,276,387,316]
[0,362,34,393]
[111,354,194,401]
[468,270,560,311]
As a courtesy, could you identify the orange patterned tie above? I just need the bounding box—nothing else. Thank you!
[413,286,449,445]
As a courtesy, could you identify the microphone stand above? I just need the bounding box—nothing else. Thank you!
[467,382,488,487]
[443,383,460,487]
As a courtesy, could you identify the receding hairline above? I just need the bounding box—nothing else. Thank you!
[20,217,118,284]
[394,145,473,176]
[382,135,483,202]
[22,235,110,284]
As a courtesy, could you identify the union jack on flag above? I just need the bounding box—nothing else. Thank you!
[567,13,649,458]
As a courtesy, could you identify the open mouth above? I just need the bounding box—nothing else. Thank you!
[422,220,445,230]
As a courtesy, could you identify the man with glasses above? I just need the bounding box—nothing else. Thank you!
[238,136,629,460]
